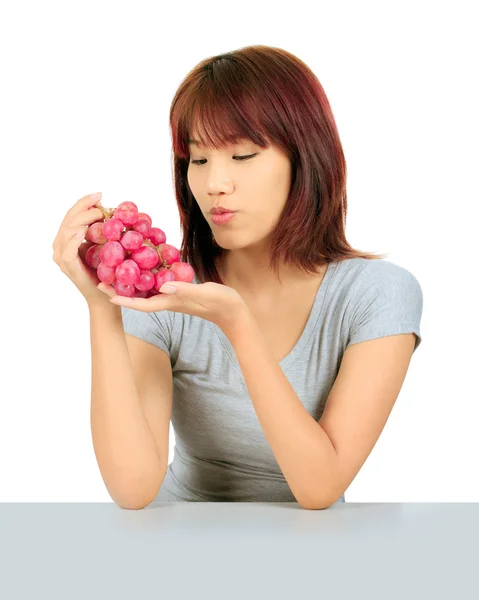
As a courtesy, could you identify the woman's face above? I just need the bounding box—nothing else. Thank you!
[186,130,292,252]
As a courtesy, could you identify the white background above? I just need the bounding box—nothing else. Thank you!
[1,1,477,502]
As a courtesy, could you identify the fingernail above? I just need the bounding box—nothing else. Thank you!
[160,285,177,294]
[90,192,102,200]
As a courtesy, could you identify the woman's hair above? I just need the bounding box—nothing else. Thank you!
[169,44,388,284]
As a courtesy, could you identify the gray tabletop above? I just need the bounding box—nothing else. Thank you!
[1,502,477,599]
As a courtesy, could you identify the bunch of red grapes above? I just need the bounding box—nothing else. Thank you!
[83,201,195,298]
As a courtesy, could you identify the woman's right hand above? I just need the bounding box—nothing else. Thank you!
[52,192,118,307]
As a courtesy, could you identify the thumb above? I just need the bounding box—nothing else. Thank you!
[159,280,201,295]
[159,282,178,295]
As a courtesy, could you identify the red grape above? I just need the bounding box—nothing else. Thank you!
[154,268,176,291]
[137,212,152,226]
[114,202,138,226]
[135,270,155,291]
[118,201,138,211]
[148,227,166,246]
[130,245,159,270]
[85,244,103,269]
[132,218,150,238]
[97,262,116,284]
[119,230,144,251]
[170,262,195,283]
[115,259,141,286]
[114,281,136,297]
[157,243,181,266]
[100,241,125,268]
[102,218,125,241]
[86,222,107,244]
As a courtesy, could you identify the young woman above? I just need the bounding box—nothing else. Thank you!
[53,45,423,510]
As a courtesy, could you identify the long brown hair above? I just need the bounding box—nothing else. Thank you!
[169,44,388,284]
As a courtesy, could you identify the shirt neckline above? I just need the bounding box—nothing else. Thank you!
[213,260,339,375]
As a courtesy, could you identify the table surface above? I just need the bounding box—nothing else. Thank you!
[1,502,477,599]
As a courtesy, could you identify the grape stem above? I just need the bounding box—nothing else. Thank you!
[97,206,115,220]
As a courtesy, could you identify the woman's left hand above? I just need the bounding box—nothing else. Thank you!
[107,280,249,335]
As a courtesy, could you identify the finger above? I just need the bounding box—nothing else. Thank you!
[97,282,117,298]
[61,226,88,266]
[53,193,104,250]
[61,192,104,227]
[53,222,92,256]
[69,206,105,228]
[109,293,170,311]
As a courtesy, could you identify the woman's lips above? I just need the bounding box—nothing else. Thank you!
[211,211,237,224]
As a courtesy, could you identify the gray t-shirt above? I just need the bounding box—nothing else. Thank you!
[120,257,423,503]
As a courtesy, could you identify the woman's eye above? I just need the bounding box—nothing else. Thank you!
[190,154,257,165]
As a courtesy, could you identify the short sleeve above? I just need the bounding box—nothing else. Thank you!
[346,261,423,353]
[120,306,171,357]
